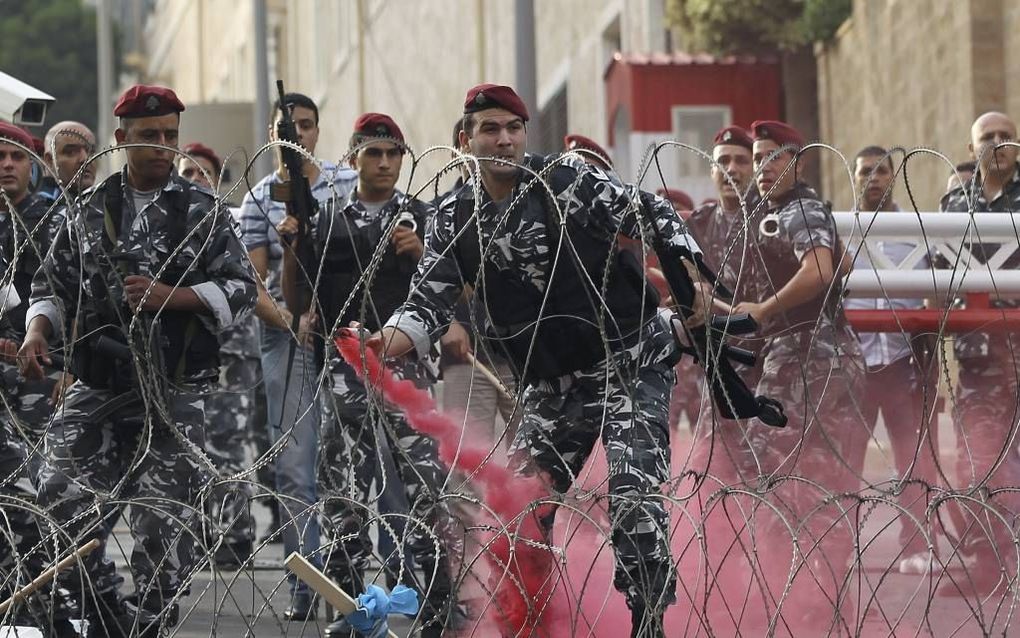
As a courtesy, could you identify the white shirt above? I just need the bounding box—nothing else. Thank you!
[845,208,928,368]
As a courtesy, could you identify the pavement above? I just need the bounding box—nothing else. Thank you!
[7,409,1019,636]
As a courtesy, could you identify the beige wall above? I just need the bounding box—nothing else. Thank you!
[141,0,669,186]
[817,0,1019,212]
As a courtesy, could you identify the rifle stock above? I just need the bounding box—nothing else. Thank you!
[639,195,786,428]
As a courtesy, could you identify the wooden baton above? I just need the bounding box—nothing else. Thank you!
[0,538,101,615]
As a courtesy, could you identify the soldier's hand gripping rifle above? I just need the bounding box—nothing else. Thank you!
[639,196,787,428]
[271,79,319,314]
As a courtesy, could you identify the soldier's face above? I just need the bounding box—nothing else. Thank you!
[0,142,31,204]
[854,154,895,210]
[352,140,403,197]
[46,126,96,192]
[753,140,797,200]
[116,113,180,185]
[460,109,526,181]
[178,155,216,189]
[970,113,1018,175]
[272,105,319,155]
[711,144,753,200]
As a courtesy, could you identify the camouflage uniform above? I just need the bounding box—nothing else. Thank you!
[27,169,256,610]
[385,153,701,610]
[0,399,44,600]
[743,184,865,617]
[203,315,261,548]
[685,197,762,484]
[939,167,1020,565]
[310,188,457,629]
[0,193,71,628]
[0,192,64,472]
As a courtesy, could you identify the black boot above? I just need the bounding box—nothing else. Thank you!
[124,591,181,638]
[85,590,161,638]
[282,589,317,621]
[630,603,665,638]
[323,570,363,636]
[324,612,356,637]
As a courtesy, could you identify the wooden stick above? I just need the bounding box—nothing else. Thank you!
[284,552,399,638]
[0,539,101,615]
[465,352,515,404]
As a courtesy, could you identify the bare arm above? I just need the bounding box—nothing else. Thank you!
[734,246,835,323]
[248,245,295,329]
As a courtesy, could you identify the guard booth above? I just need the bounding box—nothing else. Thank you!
[604,52,782,204]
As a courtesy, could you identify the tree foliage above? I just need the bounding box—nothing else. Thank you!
[666,0,852,54]
[0,0,103,133]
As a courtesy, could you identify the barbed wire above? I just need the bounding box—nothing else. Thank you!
[1,133,1019,637]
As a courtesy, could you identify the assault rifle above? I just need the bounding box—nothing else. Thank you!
[271,80,321,429]
[639,194,787,428]
[271,79,318,308]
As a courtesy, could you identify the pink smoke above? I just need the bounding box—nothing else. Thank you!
[336,333,560,636]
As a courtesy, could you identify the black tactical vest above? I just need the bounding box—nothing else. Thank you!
[71,173,220,389]
[316,197,429,337]
[453,161,659,382]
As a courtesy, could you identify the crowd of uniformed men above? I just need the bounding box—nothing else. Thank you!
[0,79,1017,637]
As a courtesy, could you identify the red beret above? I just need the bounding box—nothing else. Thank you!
[114,84,185,118]
[564,134,612,167]
[352,112,405,144]
[31,136,44,156]
[182,142,222,174]
[750,120,804,149]
[463,83,529,121]
[713,126,753,151]
[0,122,34,150]
[657,188,694,211]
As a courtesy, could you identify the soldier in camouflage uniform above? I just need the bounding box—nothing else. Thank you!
[0,122,66,479]
[279,113,452,638]
[18,85,256,637]
[937,111,1020,597]
[731,120,865,632]
[0,129,77,631]
[178,148,259,566]
[685,126,762,486]
[369,85,706,638]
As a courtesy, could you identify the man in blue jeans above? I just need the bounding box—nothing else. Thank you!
[238,91,357,619]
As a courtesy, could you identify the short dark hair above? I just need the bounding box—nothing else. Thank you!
[854,145,894,172]
[461,113,476,138]
[452,118,464,147]
[273,92,319,125]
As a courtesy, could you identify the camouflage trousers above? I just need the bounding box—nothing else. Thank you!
[0,426,44,595]
[0,360,58,478]
[320,359,457,629]
[951,334,1020,560]
[203,353,259,545]
[36,380,210,609]
[0,425,76,629]
[509,320,677,609]
[744,329,865,599]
